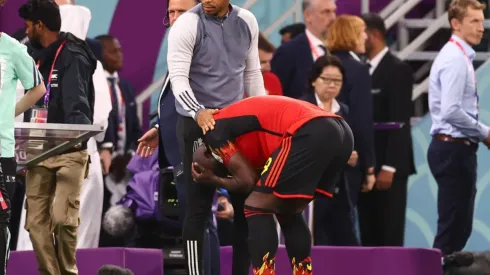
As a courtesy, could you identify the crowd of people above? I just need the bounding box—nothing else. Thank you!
[0,0,487,274]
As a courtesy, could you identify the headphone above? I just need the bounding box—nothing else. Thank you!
[163,0,170,28]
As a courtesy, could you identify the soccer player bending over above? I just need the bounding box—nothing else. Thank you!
[192,95,354,275]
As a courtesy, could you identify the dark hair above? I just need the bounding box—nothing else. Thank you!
[361,12,387,39]
[94,34,116,43]
[279,23,306,38]
[258,32,275,53]
[307,55,345,93]
[98,265,134,275]
[18,0,61,32]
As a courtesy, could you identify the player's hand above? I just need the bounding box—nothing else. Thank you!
[216,196,234,220]
[137,127,159,158]
[196,109,219,135]
[347,151,358,167]
[375,169,394,190]
[192,162,216,183]
[361,174,376,192]
[99,149,112,175]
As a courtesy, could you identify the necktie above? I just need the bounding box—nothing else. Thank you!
[108,77,120,122]
[108,77,118,106]
[319,45,327,55]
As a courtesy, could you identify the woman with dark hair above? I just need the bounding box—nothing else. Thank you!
[302,55,360,246]
[327,15,376,208]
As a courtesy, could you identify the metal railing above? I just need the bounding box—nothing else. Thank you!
[385,0,422,29]
[379,0,406,19]
[263,0,302,36]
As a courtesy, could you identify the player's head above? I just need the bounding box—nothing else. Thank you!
[308,55,345,103]
[193,145,228,177]
[168,0,199,26]
[0,0,7,8]
[327,15,367,54]
[19,0,62,49]
[448,0,485,46]
[95,34,123,73]
[201,0,229,17]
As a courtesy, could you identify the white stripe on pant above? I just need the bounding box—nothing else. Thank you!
[187,240,200,275]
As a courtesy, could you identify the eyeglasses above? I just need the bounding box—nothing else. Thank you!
[318,76,342,86]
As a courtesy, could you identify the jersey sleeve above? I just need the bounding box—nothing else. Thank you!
[14,44,43,90]
[204,120,239,167]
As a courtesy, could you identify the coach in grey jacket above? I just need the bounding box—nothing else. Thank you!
[167,1,266,275]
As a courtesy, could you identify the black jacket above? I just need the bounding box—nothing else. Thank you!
[28,32,96,127]
[371,51,416,177]
[332,50,375,171]
[24,32,96,150]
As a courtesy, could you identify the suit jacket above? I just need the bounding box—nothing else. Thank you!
[332,51,375,171]
[157,73,181,167]
[102,78,142,153]
[371,51,416,177]
[270,33,314,99]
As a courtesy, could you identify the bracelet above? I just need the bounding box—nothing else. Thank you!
[366,172,375,175]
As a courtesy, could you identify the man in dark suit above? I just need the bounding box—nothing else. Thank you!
[95,34,142,176]
[270,0,336,98]
[95,34,142,248]
[357,13,416,247]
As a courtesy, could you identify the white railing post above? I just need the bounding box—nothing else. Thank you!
[385,0,423,29]
[361,0,369,14]
[379,0,406,19]
[294,0,302,23]
[263,2,299,36]
[397,12,448,60]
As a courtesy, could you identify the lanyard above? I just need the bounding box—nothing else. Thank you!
[307,35,322,60]
[36,41,66,107]
[449,37,479,117]
[449,38,476,85]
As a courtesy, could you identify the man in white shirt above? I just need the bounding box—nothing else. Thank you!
[271,0,336,98]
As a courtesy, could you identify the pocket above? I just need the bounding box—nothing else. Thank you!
[65,195,80,227]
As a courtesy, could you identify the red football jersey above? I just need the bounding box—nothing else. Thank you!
[205,96,340,167]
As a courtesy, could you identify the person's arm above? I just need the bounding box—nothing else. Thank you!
[167,12,204,119]
[239,9,266,97]
[61,54,92,125]
[210,151,259,193]
[440,56,488,140]
[14,44,46,116]
[348,65,375,171]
